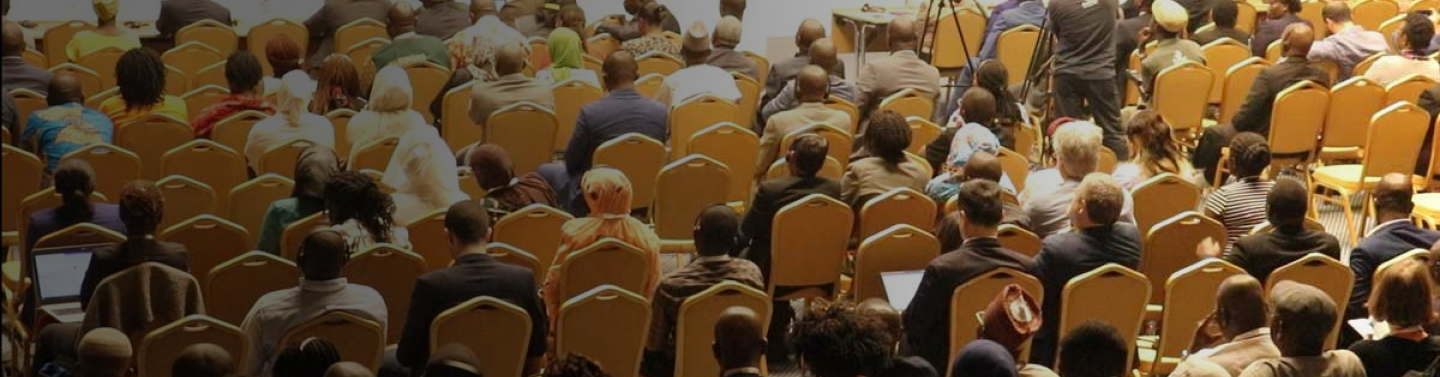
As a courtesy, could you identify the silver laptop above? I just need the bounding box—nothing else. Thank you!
[30,244,103,323]
[881,270,926,311]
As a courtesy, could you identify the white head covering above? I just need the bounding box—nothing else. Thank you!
[383,129,469,223]
[368,65,414,113]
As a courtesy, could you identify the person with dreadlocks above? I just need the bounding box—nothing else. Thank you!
[842,110,930,209]
[99,48,188,125]
[1200,132,1275,252]
[192,51,276,138]
[78,181,190,308]
[1111,109,1197,191]
[325,171,412,251]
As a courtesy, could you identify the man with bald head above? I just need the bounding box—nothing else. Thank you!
[707,16,760,81]
[764,19,846,107]
[2,20,51,94]
[760,38,856,123]
[855,16,940,128]
[712,307,766,377]
[1348,172,1440,320]
[371,1,451,70]
[415,0,470,40]
[755,65,852,178]
[21,73,113,173]
[469,0,498,22]
[172,343,235,377]
[1171,275,1281,377]
[538,50,667,215]
[468,42,554,125]
[656,21,743,108]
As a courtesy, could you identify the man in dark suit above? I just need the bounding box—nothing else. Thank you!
[712,307,766,377]
[304,0,391,67]
[1192,23,1328,178]
[1251,0,1308,57]
[1348,173,1440,319]
[1029,173,1142,367]
[416,0,470,40]
[156,0,231,36]
[392,201,546,376]
[762,20,845,108]
[2,20,52,95]
[1201,179,1341,283]
[904,179,1038,370]
[1416,84,1438,176]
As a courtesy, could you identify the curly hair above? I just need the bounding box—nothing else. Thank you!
[115,48,167,112]
[1058,321,1129,377]
[1125,110,1186,178]
[324,171,398,244]
[53,159,97,226]
[544,353,613,377]
[790,301,890,377]
[118,180,165,264]
[1228,132,1271,178]
[312,54,365,114]
[224,50,264,94]
[271,337,341,377]
[865,110,913,164]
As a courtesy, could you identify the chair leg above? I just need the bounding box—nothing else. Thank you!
[1339,191,1357,248]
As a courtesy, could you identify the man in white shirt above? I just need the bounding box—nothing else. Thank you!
[242,229,388,376]
[655,21,743,108]
[1019,121,1135,238]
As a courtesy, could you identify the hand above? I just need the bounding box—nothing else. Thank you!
[1137,26,1153,47]
[1188,313,1223,354]
[1195,237,1222,259]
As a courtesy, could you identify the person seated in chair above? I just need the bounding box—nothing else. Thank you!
[1198,178,1340,283]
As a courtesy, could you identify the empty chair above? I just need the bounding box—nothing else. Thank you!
[334,19,389,58]
[405,62,450,124]
[586,33,620,60]
[687,123,760,205]
[1218,58,1270,125]
[653,156,732,250]
[1267,81,1330,173]
[852,224,939,302]
[1056,264,1151,370]
[43,20,95,67]
[668,95,740,160]
[137,315,248,377]
[206,251,301,325]
[733,73,762,130]
[1319,78,1387,163]
[593,133,667,212]
[1312,102,1430,244]
[257,139,320,179]
[163,141,248,209]
[1150,63,1215,142]
[116,114,192,180]
[553,238,653,304]
[636,51,683,77]
[1266,253,1353,350]
[349,136,400,173]
[878,88,934,122]
[431,297,532,377]
[675,282,770,377]
[634,73,666,99]
[211,109,267,154]
[486,243,545,286]
[2,145,44,245]
[327,109,357,158]
[161,42,225,88]
[343,244,427,344]
[59,143,140,200]
[175,20,239,56]
[155,176,218,231]
[493,205,574,269]
[996,26,1041,86]
[158,215,251,288]
[1201,38,1250,104]
[552,79,606,153]
[857,188,936,242]
[404,209,452,272]
[76,47,124,89]
[1142,212,1227,304]
[1384,74,1436,105]
[905,117,942,155]
[486,102,558,174]
[1352,0,1400,32]
[823,97,861,134]
[1131,173,1202,236]
[190,61,228,90]
[277,311,385,371]
[225,174,294,237]
[440,82,478,153]
[769,195,852,300]
[555,285,651,377]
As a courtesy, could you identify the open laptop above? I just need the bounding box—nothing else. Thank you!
[881,270,926,311]
[30,244,104,324]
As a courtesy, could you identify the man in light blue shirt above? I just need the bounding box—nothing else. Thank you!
[1306,1,1387,79]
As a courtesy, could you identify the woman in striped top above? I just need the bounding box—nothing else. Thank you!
[1203,132,1274,251]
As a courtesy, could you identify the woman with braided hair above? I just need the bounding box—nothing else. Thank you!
[1202,132,1275,251]
[99,48,189,125]
[325,171,412,251]
[1112,110,1197,191]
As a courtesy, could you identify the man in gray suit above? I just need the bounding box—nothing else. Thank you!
[156,0,231,36]
[854,16,940,129]
[416,0,471,40]
[706,16,759,81]
[1,20,50,95]
[304,0,391,67]
[468,43,554,126]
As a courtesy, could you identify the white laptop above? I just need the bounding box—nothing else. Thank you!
[30,244,103,324]
[881,270,926,311]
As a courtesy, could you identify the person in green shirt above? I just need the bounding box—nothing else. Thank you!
[256,147,341,254]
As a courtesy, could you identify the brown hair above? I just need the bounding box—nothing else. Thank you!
[312,54,365,114]
[1368,259,1435,328]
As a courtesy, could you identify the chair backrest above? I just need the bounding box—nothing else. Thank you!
[905,116,943,155]
[1201,38,1251,104]
[258,139,320,179]
[858,188,937,241]
[583,54,603,73]
[277,311,385,371]
[115,114,192,179]
[1142,211,1226,304]
[765,156,845,181]
[155,175,218,231]
[1379,15,1406,51]
[211,108,267,155]
[688,123,760,204]
[1358,102,1431,180]
[1299,0,1326,37]
[997,224,1042,257]
[22,48,46,69]
[487,102,558,174]
[18,190,109,253]
[1219,58,1270,125]
[404,209,453,271]
[654,155,732,240]
[1132,173,1202,236]
[164,65,189,97]
[556,285,651,377]
[158,215,251,288]
[635,73,666,99]
[824,96,862,134]
[586,33,621,60]
[1152,62,1216,131]
[528,37,551,70]
[556,238,652,303]
[1374,249,1429,281]
[1150,259,1246,375]
[878,88,935,121]
[2,145,43,236]
[493,204,574,269]
[552,79,606,153]
[50,63,103,98]
[1385,74,1436,106]
[996,25,1042,86]
[669,95,740,160]
[996,148,1030,192]
[770,194,852,299]
[327,109,357,157]
[1352,0,1400,32]
[344,244,427,344]
[405,62,450,124]
[77,47,126,89]
[33,223,125,250]
[175,20,238,56]
[594,133,667,210]
[1057,264,1151,370]
[948,268,1043,374]
[1322,78,1388,154]
[853,224,939,302]
[59,143,140,200]
[335,19,389,58]
[43,20,95,67]
[138,315,247,377]
[931,8,986,69]
[247,19,309,76]
[1266,253,1353,350]
[346,38,390,80]
[190,61,228,91]
[432,297,531,377]
[733,72,762,130]
[1098,147,1119,174]
[224,174,294,237]
[439,82,478,153]
[778,123,853,170]
[206,251,301,325]
[636,51,683,77]
[9,88,46,138]
[161,42,225,88]
[1268,81,1330,169]
[349,136,400,173]
[675,282,770,377]
[486,243,545,287]
[1430,117,1440,189]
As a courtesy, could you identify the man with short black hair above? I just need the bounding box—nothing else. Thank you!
[1238,282,1365,377]
[1192,0,1251,45]
[1057,322,1130,377]
[372,1,452,69]
[1347,173,1440,320]
[713,307,765,377]
[1171,275,1281,377]
[656,21,743,108]
[1308,1,1387,79]
[1202,179,1340,282]
[468,42,554,125]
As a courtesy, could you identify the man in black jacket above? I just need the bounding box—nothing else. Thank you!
[1200,178,1341,283]
[1347,173,1440,319]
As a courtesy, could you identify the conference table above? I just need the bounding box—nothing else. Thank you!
[832,0,1006,68]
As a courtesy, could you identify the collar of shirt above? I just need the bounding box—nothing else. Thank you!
[1366,219,1412,237]
[499,73,530,81]
[1199,327,1270,357]
[395,32,419,40]
[299,278,349,293]
[693,255,732,263]
[721,367,762,377]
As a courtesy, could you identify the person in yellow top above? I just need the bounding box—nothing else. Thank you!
[99,49,188,125]
[66,0,142,62]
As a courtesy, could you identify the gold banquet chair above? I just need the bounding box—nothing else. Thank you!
[688,123,760,205]
[824,97,861,134]
[164,140,248,208]
[486,243,545,287]
[1266,81,1329,174]
[1150,63,1214,144]
[138,315,248,377]
[594,133,667,212]
[552,79,606,153]
[493,205,574,271]
[344,244,427,344]
[769,195,852,301]
[636,51,683,77]
[335,19,389,58]
[1266,254,1353,350]
[43,20,94,67]
[190,62,228,91]
[487,102,558,174]
[155,175,217,231]
[554,238,653,304]
[258,139,321,179]
[1352,0,1400,31]
[1201,38,1250,104]
[49,63,103,98]
[225,174,294,237]
[778,123,853,171]
[634,73,666,99]
[76,47,124,89]
[405,62,450,124]
[206,252,301,325]
[742,51,770,85]
[161,42,225,89]
[1138,259,1245,376]
[1312,102,1430,245]
[328,109,357,158]
[556,286,651,377]
[906,116,943,155]
[349,136,400,173]
[431,297,531,377]
[440,83,477,153]
[1217,58,1270,125]
[669,95,740,160]
[948,268,1043,376]
[404,209,453,271]
[653,156,732,256]
[280,213,326,261]
[2,145,44,246]
[853,224,939,302]
[733,72,762,130]
[878,88,935,122]
[857,188,936,242]
[59,143,140,200]
[1131,173,1202,237]
[1385,74,1436,106]
[1318,77,1387,163]
[996,25,1041,87]
[115,114,193,180]
[1056,264,1151,371]
[278,311,385,371]
[1142,212,1226,305]
[997,224,1042,257]
[158,215,251,288]
[211,109,267,154]
[675,282,770,377]
[175,20,238,56]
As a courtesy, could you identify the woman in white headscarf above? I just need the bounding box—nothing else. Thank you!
[383,130,470,225]
[244,70,336,172]
[345,65,430,160]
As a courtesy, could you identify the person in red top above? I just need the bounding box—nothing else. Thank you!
[190,50,276,138]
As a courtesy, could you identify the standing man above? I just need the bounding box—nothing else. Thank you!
[1048,0,1128,159]
[156,0,231,36]
[416,0,471,40]
[371,2,452,70]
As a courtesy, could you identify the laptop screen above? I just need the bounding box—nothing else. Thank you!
[881,270,926,311]
[31,245,102,304]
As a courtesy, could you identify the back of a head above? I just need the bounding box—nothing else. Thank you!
[119,180,165,238]
[714,306,766,368]
[956,179,1004,228]
[887,16,918,47]
[1281,23,1316,57]
[1058,321,1128,377]
[272,338,342,377]
[789,134,830,178]
[293,146,341,201]
[324,362,374,377]
[962,151,1004,183]
[324,171,397,239]
[1052,121,1103,175]
[796,65,830,102]
[388,2,417,37]
[467,143,517,190]
[790,301,889,377]
[1402,12,1436,52]
[369,65,414,113]
[278,70,318,120]
[796,19,826,50]
[637,2,668,25]
[961,87,998,127]
[1266,178,1309,231]
[544,353,613,377]
[48,72,86,106]
[495,42,527,77]
[808,38,839,74]
[54,159,97,224]
[974,60,1010,99]
[1212,0,1239,28]
[1216,274,1269,335]
[172,343,234,377]
[78,327,132,377]
[1321,1,1351,23]
[297,229,351,280]
[427,344,483,377]
[559,4,586,31]
[693,204,740,257]
[471,0,498,19]
[713,16,742,48]
[1369,259,1435,329]
[1076,173,1125,226]
[855,298,903,346]
[116,48,167,110]
[603,50,639,87]
[225,50,264,94]
[2,20,23,56]
[1228,132,1271,178]
[445,200,492,246]
[91,0,118,22]
[951,340,1018,377]
[265,34,303,78]
[865,110,913,164]
[1373,172,1416,217]
[1269,281,1337,356]
[681,21,712,62]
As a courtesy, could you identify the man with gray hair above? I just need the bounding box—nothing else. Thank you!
[656,21,743,108]
[1237,282,1365,377]
[707,16,760,81]
[1019,121,1135,238]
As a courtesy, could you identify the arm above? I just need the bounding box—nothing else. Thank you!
[854,64,880,117]
[1229,70,1272,133]
[1347,249,1374,318]
[241,305,270,377]
[156,4,176,36]
[523,279,549,375]
[305,4,330,38]
[840,165,861,206]
[740,186,772,243]
[255,204,285,255]
[395,279,437,369]
[902,265,947,368]
[563,110,593,174]
[754,120,782,177]
[1306,38,1340,63]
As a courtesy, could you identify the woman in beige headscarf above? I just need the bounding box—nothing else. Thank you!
[383,130,470,225]
[65,0,141,62]
[345,65,429,160]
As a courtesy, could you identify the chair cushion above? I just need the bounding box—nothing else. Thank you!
[1312,165,1366,192]
[1416,193,1440,213]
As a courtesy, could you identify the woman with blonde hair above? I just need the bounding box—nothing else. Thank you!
[383,131,470,225]
[1348,259,1440,377]
[244,70,336,172]
[345,65,429,160]
[1112,110,1196,190]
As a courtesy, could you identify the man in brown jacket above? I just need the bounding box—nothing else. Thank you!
[755,65,852,180]
[468,43,555,126]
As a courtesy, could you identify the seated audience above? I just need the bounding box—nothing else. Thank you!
[905,179,1037,369]
[1111,110,1197,190]
[791,301,890,377]
[620,2,680,57]
[1238,282,1365,377]
[951,340,1019,377]
[394,201,546,375]
[100,48,189,126]
[756,65,852,177]
[924,89,1006,199]
[1203,133,1274,250]
[192,51,277,139]
[1308,1,1388,79]
[311,55,368,114]
[383,131,470,225]
[172,343,236,377]
[468,42,554,125]
[257,147,340,254]
[300,0,389,67]
[21,73,113,174]
[763,19,845,107]
[372,2,452,70]
[1139,0,1206,102]
[706,16,759,80]
[27,160,124,251]
[642,205,765,377]
[545,353,613,377]
[1349,173,1440,319]
[1251,0,1308,57]
[1364,12,1439,85]
[595,0,678,42]
[841,111,930,208]
[1057,322,1131,377]
[65,0,140,62]
[857,300,938,377]
[1031,173,1142,366]
[326,171,412,251]
[467,143,559,218]
[325,362,374,377]
[1191,0,1251,46]
[415,0,472,41]
[347,65,429,158]
[425,344,484,377]
[742,133,841,277]
[759,38,854,123]
[656,21,743,108]
[155,0,231,36]
[1021,121,1136,237]
[967,152,1030,229]
[263,35,306,97]
[79,181,189,309]
[536,28,600,87]
[855,16,940,126]
[242,230,387,376]
[1171,275,1281,377]
[78,327,132,377]
[1200,179,1341,282]
[271,338,342,377]
[1348,259,1440,377]
[2,20,52,94]
[711,307,767,377]
[244,70,334,171]
[937,60,1028,153]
